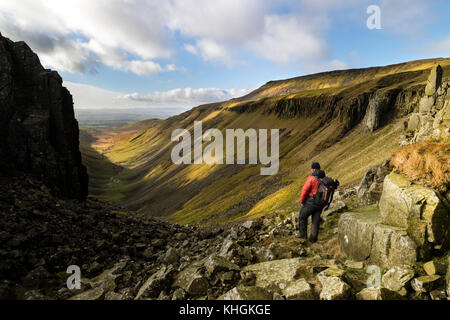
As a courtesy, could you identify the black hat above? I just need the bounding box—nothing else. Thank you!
[312,162,321,170]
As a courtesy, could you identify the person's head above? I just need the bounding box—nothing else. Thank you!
[311,162,321,173]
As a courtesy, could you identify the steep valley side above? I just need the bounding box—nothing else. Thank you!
[80,58,450,226]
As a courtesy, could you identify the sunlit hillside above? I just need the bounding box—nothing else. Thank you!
[80,58,450,226]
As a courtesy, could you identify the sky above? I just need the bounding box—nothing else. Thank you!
[1,0,450,113]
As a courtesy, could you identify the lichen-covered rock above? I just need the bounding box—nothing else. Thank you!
[0,33,88,200]
[379,173,449,258]
[242,258,302,289]
[356,288,382,300]
[338,210,417,268]
[218,286,273,300]
[163,247,180,265]
[135,265,176,300]
[411,275,442,293]
[382,266,415,292]
[357,160,392,205]
[281,279,314,300]
[204,254,240,277]
[423,260,447,276]
[172,263,208,296]
[370,224,417,268]
[71,261,127,300]
[338,211,378,261]
[317,269,351,300]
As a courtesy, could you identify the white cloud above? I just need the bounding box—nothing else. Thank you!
[379,0,431,35]
[121,87,250,106]
[195,39,234,66]
[249,14,327,64]
[184,44,198,55]
[426,36,450,56]
[0,0,355,72]
[0,0,176,75]
[65,81,250,110]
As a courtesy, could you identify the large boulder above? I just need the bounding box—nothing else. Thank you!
[204,254,240,277]
[357,159,392,205]
[381,266,415,292]
[281,279,314,300]
[411,275,442,293]
[242,258,302,290]
[172,263,208,297]
[317,268,351,300]
[338,210,417,268]
[135,265,176,300]
[0,33,88,200]
[338,211,378,261]
[70,261,127,300]
[370,224,417,268]
[379,173,450,258]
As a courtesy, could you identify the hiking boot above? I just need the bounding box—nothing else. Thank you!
[308,236,318,243]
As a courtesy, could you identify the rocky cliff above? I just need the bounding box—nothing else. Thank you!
[0,33,88,200]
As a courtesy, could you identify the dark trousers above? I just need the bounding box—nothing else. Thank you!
[298,200,323,242]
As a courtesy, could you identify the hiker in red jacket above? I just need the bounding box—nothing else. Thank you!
[298,162,326,243]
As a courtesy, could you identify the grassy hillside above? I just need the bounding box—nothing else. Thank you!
[80,58,450,226]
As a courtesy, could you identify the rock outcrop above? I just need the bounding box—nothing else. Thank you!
[0,33,88,200]
[357,159,393,206]
[339,172,450,267]
[404,64,450,144]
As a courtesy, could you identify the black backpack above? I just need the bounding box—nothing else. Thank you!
[313,176,339,207]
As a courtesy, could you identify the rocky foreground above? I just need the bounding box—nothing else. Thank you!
[1,171,449,301]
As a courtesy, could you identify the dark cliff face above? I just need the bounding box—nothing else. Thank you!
[0,34,88,200]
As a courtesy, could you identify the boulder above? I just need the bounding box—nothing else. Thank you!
[411,275,442,293]
[423,260,447,276]
[357,160,392,205]
[338,211,378,261]
[370,224,417,268]
[379,173,450,258]
[429,290,447,300]
[381,266,415,292]
[163,247,180,265]
[219,286,273,300]
[242,258,302,290]
[204,254,240,277]
[173,263,208,296]
[70,261,127,300]
[356,288,382,300]
[281,279,314,300]
[338,210,417,268]
[317,269,351,300]
[135,265,176,300]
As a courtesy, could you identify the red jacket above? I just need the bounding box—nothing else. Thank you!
[300,176,320,204]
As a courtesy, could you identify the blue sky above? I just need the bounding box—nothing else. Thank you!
[1,0,450,112]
